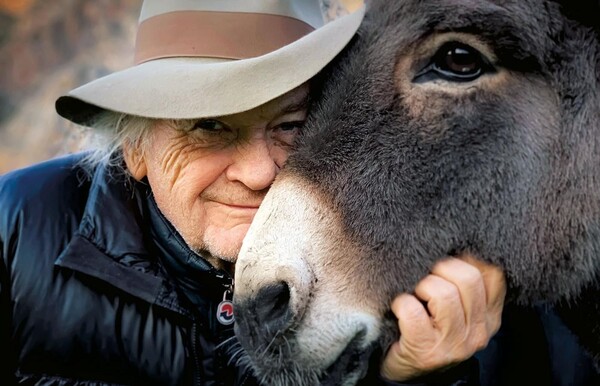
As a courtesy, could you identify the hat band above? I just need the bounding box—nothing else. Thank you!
[134,11,315,64]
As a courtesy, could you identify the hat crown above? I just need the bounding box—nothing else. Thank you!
[140,0,325,28]
[55,0,365,126]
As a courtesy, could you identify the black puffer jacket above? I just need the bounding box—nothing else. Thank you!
[3,153,598,386]
[0,154,258,385]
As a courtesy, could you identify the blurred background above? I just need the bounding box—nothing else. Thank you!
[0,0,363,174]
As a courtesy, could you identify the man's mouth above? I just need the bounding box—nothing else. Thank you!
[224,203,260,209]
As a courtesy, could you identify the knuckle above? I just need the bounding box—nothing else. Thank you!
[435,259,485,293]
[436,282,460,302]
[473,336,489,352]
[489,265,506,281]
[470,325,491,352]
[445,349,469,365]
[420,355,446,371]
[456,267,484,293]
[487,314,503,336]
[401,303,424,323]
[464,268,484,288]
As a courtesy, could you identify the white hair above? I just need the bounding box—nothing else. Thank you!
[76,112,153,178]
[77,112,202,179]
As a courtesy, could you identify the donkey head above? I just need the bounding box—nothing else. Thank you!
[234,1,600,385]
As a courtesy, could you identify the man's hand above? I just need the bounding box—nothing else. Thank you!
[380,255,506,382]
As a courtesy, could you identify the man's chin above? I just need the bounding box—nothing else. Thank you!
[209,248,239,264]
[190,224,250,266]
[202,238,243,264]
[190,244,238,271]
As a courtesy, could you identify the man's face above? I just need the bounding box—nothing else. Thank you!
[129,84,309,267]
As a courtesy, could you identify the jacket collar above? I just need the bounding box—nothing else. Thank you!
[55,160,232,315]
[142,182,234,311]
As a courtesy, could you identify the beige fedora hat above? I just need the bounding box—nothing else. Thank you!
[55,0,365,127]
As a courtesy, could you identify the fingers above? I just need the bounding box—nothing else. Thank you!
[382,294,439,381]
[391,293,435,345]
[460,254,507,335]
[380,254,507,382]
[430,258,488,349]
[413,273,466,337]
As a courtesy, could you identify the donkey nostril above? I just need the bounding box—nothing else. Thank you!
[234,281,296,347]
[254,282,292,332]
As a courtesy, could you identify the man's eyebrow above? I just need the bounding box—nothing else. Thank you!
[281,98,310,114]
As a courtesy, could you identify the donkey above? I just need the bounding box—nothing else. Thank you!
[233,0,600,385]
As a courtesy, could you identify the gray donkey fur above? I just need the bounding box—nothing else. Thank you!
[234,0,600,384]
[297,0,598,355]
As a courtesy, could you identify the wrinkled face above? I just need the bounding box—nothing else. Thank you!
[126,84,309,266]
[234,0,599,385]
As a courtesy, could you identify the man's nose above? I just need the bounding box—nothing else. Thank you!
[226,136,278,191]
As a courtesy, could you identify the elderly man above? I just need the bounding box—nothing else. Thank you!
[0,1,505,385]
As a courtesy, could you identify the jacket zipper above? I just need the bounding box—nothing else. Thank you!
[215,272,234,294]
[191,272,234,386]
[191,322,202,386]
[215,272,235,386]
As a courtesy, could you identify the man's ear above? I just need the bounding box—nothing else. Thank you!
[123,141,147,181]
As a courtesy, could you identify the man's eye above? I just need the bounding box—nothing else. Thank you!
[192,119,228,132]
[414,41,495,83]
[276,121,305,132]
[273,121,304,147]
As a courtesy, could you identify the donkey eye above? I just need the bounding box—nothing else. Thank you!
[414,41,494,83]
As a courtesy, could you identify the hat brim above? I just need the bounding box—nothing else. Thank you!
[56,6,365,126]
